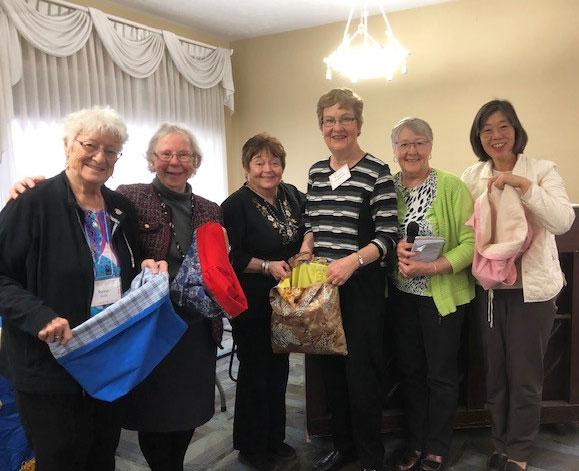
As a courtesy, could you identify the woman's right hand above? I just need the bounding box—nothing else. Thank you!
[38,317,72,345]
[397,238,415,260]
[397,238,420,278]
[8,176,46,200]
[299,232,314,261]
[268,260,292,281]
[141,259,169,273]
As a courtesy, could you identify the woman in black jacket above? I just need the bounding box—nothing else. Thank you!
[0,107,163,471]
[222,133,305,471]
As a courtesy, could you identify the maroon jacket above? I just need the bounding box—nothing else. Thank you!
[116,183,224,345]
[116,183,223,260]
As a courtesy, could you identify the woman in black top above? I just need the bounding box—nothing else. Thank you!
[222,133,305,471]
[0,107,161,471]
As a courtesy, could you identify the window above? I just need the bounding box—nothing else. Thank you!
[10,119,228,203]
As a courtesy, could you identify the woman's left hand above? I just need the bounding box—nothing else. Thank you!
[268,260,292,281]
[326,255,358,286]
[398,257,432,279]
[397,238,432,278]
[141,259,168,273]
[487,173,531,194]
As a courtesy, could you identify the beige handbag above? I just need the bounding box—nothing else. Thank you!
[269,253,347,355]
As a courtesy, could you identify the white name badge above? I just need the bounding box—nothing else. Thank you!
[329,164,351,190]
[91,277,122,307]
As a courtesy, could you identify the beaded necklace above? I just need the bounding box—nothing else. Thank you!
[250,187,299,244]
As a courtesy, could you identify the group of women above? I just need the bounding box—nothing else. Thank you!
[0,88,574,471]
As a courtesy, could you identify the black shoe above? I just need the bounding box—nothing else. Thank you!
[419,458,444,471]
[504,462,527,471]
[487,453,507,470]
[269,442,297,460]
[313,449,358,471]
[239,451,278,471]
[386,448,421,470]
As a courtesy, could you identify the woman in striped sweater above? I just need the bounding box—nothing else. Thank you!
[301,88,398,471]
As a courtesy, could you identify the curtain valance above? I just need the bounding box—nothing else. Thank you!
[89,7,165,79]
[0,0,234,162]
[1,0,91,57]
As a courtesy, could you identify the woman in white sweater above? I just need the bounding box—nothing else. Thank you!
[461,99,575,471]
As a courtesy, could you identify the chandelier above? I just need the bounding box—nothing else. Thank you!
[324,1,409,83]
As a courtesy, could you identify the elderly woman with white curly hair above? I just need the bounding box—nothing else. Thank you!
[0,107,155,471]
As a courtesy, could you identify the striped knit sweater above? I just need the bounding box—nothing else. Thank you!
[304,153,398,263]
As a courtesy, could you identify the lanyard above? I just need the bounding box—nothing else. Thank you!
[81,210,115,277]
[156,191,194,260]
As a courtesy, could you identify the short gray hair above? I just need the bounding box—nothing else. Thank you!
[390,117,433,148]
[63,106,128,145]
[146,123,202,172]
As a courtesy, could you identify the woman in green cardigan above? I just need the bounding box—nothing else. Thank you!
[386,117,474,471]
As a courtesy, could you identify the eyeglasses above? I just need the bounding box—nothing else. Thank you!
[321,116,357,128]
[395,140,431,151]
[75,139,122,160]
[154,151,194,162]
[479,123,513,138]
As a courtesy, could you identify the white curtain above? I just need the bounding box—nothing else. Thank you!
[0,0,234,204]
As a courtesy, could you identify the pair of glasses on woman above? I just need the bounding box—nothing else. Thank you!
[76,139,122,160]
[396,140,431,151]
[321,116,357,127]
[153,151,194,162]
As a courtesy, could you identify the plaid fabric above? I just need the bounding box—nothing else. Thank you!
[50,269,168,359]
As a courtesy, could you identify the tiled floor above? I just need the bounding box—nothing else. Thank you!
[116,335,579,471]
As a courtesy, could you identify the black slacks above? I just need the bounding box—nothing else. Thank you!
[232,316,289,455]
[317,269,386,469]
[138,429,195,471]
[15,390,121,471]
[474,286,556,461]
[391,287,465,458]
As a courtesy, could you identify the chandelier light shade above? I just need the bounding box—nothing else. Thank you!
[324,1,410,83]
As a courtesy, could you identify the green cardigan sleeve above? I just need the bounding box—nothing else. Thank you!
[430,170,475,315]
[436,172,475,273]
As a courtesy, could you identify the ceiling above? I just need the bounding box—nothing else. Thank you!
[107,0,454,41]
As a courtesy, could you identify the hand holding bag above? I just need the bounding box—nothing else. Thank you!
[49,269,187,401]
[269,253,347,355]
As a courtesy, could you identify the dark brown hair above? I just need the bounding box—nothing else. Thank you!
[470,99,528,161]
[316,88,364,130]
[241,133,286,170]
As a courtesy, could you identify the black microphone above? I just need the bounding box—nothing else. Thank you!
[407,221,419,243]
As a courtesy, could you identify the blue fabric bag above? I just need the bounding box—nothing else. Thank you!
[1,317,35,471]
[0,374,35,471]
[50,269,187,402]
